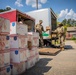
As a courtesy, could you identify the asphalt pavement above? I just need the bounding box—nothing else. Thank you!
[22,41,76,75]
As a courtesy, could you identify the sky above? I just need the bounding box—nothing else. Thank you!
[0,0,76,22]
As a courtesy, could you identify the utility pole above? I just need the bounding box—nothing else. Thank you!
[36,0,38,10]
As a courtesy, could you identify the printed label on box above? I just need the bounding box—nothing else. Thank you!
[10,49,27,63]
[10,22,28,35]
[10,35,27,48]
[11,62,26,75]
[0,66,11,75]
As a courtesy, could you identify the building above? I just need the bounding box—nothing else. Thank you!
[66,27,76,39]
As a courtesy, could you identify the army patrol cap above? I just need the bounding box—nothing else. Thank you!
[58,23,63,27]
[39,20,43,23]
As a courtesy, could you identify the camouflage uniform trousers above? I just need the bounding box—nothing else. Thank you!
[39,34,44,47]
[59,35,65,48]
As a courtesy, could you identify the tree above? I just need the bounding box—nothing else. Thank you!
[67,19,71,25]
[61,19,76,27]
[6,7,11,11]
[0,9,6,12]
[0,7,11,13]
[61,19,67,25]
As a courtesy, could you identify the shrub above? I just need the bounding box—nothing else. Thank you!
[71,37,76,40]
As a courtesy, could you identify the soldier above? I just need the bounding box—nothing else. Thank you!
[64,26,67,41]
[54,23,65,50]
[35,20,45,47]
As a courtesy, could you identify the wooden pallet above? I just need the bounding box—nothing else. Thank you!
[39,48,61,56]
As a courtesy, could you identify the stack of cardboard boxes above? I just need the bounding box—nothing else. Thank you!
[32,33,40,63]
[0,17,39,75]
[10,22,28,75]
[26,32,39,69]
[0,17,11,75]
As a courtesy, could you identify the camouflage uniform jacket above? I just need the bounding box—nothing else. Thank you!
[55,26,64,37]
[35,24,44,35]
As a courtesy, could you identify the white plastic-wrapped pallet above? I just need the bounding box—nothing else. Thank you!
[0,34,10,50]
[10,34,27,48]
[0,65,11,75]
[10,22,28,35]
[11,61,26,75]
[10,48,27,63]
[0,50,10,68]
[0,17,10,34]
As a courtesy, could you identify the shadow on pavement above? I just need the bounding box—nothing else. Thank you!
[22,58,52,75]
[64,45,74,50]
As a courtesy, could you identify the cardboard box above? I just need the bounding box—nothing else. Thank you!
[35,53,39,63]
[32,46,39,55]
[29,48,36,57]
[33,32,39,46]
[26,56,35,69]
[0,17,10,34]
[29,46,39,63]
[10,48,27,63]
[26,50,30,58]
[0,50,10,67]
[36,47,39,54]
[10,34,27,48]
[27,32,33,41]
[11,62,26,75]
[32,37,39,46]
[0,65,11,75]
[32,47,39,63]
[27,32,39,46]
[26,46,36,58]
[0,34,10,50]
[26,49,36,59]
[10,22,28,35]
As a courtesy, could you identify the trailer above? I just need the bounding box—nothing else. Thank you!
[0,9,35,32]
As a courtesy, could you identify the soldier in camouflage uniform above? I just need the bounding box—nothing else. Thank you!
[54,23,65,50]
[35,20,45,47]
